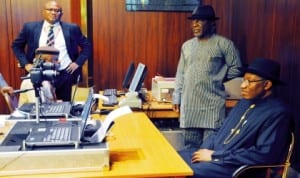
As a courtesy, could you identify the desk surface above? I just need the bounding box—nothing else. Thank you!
[0,113,193,178]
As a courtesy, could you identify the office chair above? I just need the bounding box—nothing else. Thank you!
[232,133,295,178]
[71,85,91,102]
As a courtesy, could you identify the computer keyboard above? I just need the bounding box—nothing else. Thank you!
[102,95,118,106]
[45,104,64,113]
[44,127,71,142]
[103,88,117,96]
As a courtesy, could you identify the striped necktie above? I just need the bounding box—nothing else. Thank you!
[46,25,55,46]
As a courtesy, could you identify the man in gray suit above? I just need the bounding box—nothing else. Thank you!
[12,0,91,101]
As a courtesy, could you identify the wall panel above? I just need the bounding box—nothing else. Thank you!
[92,0,192,91]
[0,0,13,113]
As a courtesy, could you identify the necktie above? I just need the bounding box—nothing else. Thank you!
[46,25,55,46]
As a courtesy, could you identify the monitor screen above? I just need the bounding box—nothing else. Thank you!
[122,61,135,90]
[128,62,147,92]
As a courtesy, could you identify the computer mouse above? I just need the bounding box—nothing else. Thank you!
[84,124,98,137]
[85,124,95,130]
[100,109,112,115]
[71,104,83,116]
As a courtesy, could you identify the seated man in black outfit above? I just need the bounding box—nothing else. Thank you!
[179,57,292,178]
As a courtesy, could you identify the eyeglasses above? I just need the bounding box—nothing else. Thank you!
[242,79,265,86]
[45,8,61,13]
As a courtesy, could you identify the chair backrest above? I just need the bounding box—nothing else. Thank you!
[71,85,91,102]
[282,133,295,178]
[233,132,295,178]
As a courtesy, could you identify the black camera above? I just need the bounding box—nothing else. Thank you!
[33,57,59,70]
[30,68,59,86]
[30,58,60,87]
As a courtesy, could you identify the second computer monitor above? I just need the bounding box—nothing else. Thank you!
[128,62,147,92]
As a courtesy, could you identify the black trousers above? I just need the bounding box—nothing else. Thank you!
[53,69,75,101]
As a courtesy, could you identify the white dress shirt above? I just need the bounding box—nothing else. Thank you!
[39,21,72,70]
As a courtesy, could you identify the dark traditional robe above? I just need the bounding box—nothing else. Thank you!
[179,96,292,178]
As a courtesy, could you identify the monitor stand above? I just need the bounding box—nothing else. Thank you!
[118,91,141,108]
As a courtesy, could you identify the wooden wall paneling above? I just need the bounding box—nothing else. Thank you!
[230,0,275,63]
[0,0,12,113]
[92,0,132,91]
[288,0,300,114]
[157,12,192,78]
[273,0,300,169]
[0,1,14,86]
[133,11,159,89]
[132,11,192,89]
[289,0,300,167]
[0,0,12,83]
[202,0,234,38]
[92,0,192,91]
[111,1,132,90]
[271,0,299,101]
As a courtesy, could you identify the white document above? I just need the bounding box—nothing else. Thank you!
[91,106,132,143]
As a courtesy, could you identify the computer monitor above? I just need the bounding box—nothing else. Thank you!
[128,62,147,92]
[122,61,135,90]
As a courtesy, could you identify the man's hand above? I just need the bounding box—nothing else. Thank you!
[191,149,214,163]
[25,64,33,72]
[66,62,79,74]
[173,104,180,112]
[1,86,14,95]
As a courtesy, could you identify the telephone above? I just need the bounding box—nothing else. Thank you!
[118,91,142,108]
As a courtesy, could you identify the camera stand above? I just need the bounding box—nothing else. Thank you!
[29,64,59,123]
[35,96,40,123]
[33,86,42,124]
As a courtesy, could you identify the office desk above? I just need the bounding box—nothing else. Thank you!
[99,93,178,119]
[99,91,238,119]
[142,93,238,119]
[0,113,193,178]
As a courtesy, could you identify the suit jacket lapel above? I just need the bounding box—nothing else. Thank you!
[60,22,70,47]
[33,22,43,47]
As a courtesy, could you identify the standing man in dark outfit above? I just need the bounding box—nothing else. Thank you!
[179,58,292,178]
[12,0,91,101]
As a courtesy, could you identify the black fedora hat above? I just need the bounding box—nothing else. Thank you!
[240,57,285,85]
[188,5,219,21]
